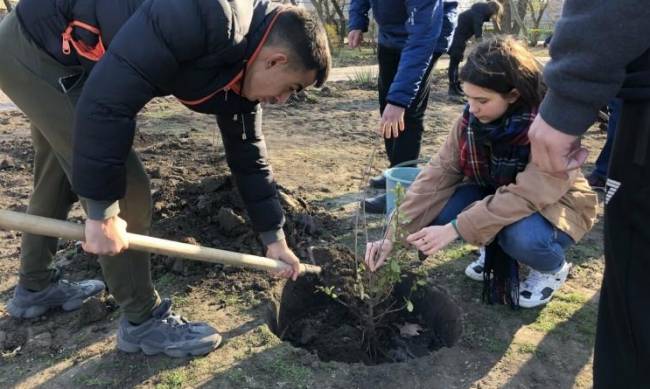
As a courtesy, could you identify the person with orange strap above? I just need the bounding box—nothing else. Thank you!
[0,0,330,358]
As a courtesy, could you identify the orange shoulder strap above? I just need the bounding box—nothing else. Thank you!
[62,20,106,62]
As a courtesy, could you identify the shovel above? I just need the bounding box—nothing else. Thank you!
[0,209,321,275]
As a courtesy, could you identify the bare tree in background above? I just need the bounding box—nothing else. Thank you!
[497,0,550,44]
[528,0,549,27]
[311,0,347,46]
[527,0,550,43]
[498,0,529,35]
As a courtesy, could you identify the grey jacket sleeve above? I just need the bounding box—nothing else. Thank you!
[540,0,650,136]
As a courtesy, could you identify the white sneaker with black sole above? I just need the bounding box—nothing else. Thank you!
[464,247,486,281]
[519,262,572,308]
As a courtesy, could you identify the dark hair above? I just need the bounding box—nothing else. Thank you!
[459,36,545,109]
[486,1,503,19]
[266,7,331,88]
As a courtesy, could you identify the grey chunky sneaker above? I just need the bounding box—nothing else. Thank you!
[7,278,106,319]
[117,298,222,358]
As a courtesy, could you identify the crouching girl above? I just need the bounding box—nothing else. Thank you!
[365,37,597,308]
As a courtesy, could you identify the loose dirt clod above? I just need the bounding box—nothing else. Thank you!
[77,295,111,326]
[23,330,52,354]
[0,155,15,169]
[215,207,248,236]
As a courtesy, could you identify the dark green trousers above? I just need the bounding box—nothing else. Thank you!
[0,12,159,323]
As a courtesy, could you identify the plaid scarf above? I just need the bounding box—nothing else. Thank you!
[457,104,537,309]
[458,105,537,188]
[482,241,520,308]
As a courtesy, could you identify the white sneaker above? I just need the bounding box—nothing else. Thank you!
[464,247,486,281]
[519,262,572,308]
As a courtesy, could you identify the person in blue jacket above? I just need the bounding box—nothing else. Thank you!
[348,0,458,213]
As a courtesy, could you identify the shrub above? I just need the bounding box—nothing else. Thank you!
[317,185,427,359]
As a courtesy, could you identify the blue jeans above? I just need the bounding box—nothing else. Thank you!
[594,98,622,178]
[430,184,574,273]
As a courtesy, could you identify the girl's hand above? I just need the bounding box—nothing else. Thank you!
[379,104,405,138]
[406,224,459,256]
[365,239,393,272]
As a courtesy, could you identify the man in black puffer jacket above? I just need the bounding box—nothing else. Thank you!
[0,0,330,358]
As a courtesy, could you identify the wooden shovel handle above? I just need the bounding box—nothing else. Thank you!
[0,210,321,275]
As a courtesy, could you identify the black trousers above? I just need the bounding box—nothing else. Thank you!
[594,100,650,388]
[377,45,439,167]
[446,35,467,94]
[447,51,463,93]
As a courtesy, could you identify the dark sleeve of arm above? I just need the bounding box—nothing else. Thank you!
[386,0,443,108]
[217,109,286,245]
[348,0,371,32]
[434,1,458,53]
[471,5,484,39]
[73,0,205,219]
[540,0,650,136]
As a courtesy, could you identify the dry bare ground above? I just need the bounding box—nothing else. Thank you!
[0,70,605,388]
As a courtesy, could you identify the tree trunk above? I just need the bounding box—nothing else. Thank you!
[525,0,549,45]
[499,0,511,33]
[529,0,549,28]
[508,0,528,36]
[310,0,337,49]
[2,0,12,12]
[497,0,529,35]
[329,0,347,46]
[311,0,325,19]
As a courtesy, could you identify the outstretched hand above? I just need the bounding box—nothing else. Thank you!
[364,239,393,272]
[406,224,458,256]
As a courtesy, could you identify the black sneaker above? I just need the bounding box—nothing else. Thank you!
[448,83,463,96]
[448,86,466,103]
[362,193,386,214]
[368,174,386,189]
[117,298,222,358]
[7,278,105,319]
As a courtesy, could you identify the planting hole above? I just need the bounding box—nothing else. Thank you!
[266,247,463,365]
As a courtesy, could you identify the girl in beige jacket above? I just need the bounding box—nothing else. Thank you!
[365,37,598,308]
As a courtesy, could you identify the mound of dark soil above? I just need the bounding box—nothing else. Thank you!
[0,133,340,356]
[136,133,338,292]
